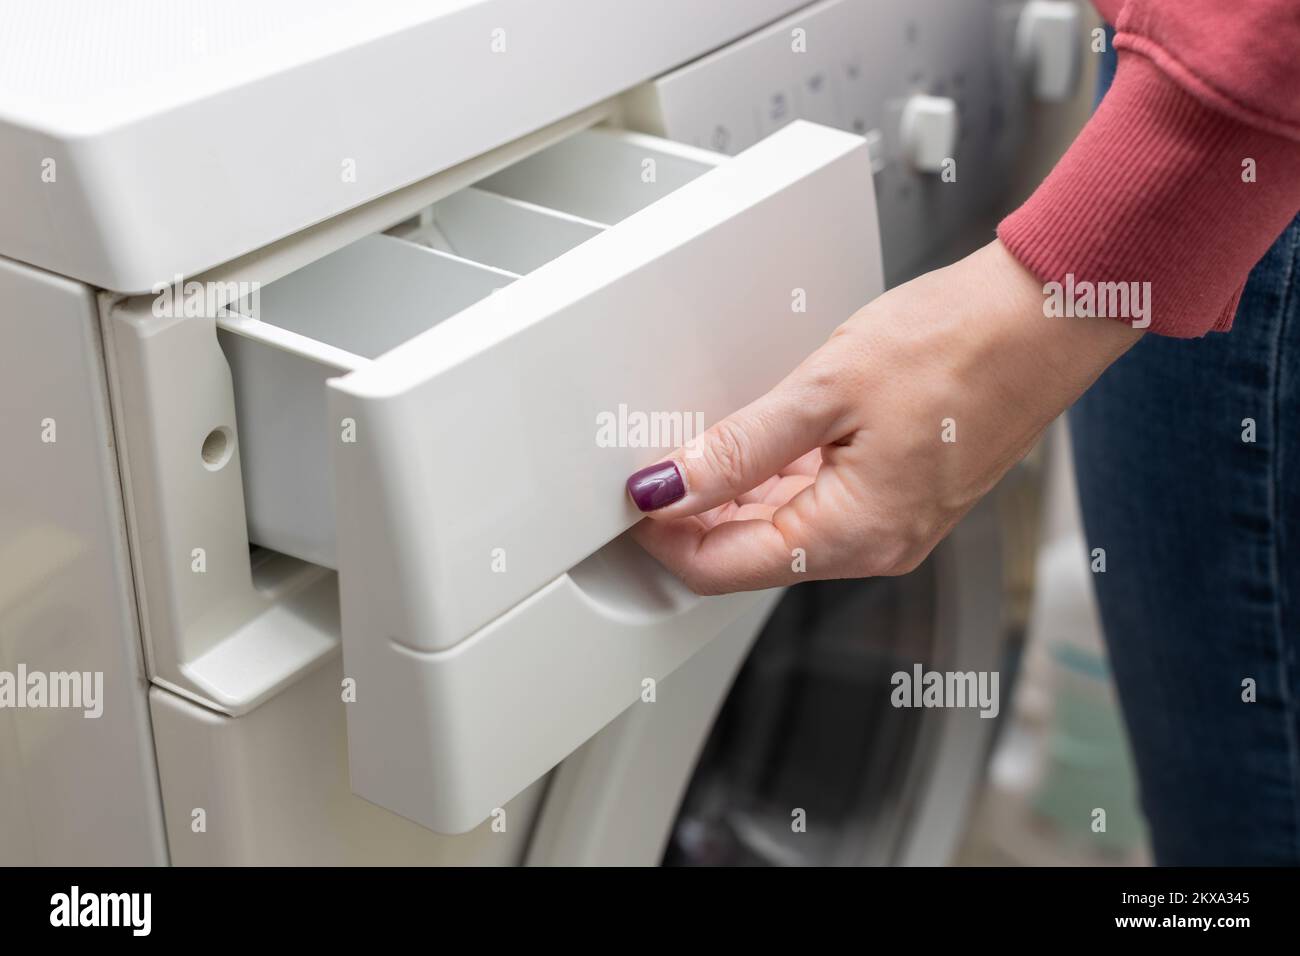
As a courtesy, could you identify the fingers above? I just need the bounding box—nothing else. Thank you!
[631,511,809,595]
[625,361,846,520]
[632,469,829,594]
[633,444,922,593]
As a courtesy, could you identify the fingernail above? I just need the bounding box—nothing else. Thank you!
[626,461,685,512]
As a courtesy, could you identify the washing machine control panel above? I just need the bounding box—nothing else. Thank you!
[626,0,1082,282]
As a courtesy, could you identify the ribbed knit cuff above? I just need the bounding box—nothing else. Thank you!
[998,52,1300,338]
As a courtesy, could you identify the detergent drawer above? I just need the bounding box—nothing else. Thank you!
[219,120,882,832]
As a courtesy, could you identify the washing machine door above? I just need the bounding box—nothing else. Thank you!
[669,494,1017,866]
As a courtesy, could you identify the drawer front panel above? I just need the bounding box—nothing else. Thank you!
[329,121,881,654]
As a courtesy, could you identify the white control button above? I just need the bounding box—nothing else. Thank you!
[899,95,958,173]
[1016,0,1082,102]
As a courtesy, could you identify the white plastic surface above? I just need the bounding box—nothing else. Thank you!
[900,94,959,173]
[476,127,722,223]
[343,535,778,834]
[622,0,1035,282]
[323,120,881,831]
[0,257,167,864]
[219,236,517,567]
[0,0,805,292]
[329,121,878,653]
[527,590,780,865]
[217,128,726,566]
[1016,1,1083,103]
[102,106,622,719]
[150,660,547,865]
[396,189,605,274]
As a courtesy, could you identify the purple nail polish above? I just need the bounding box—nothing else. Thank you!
[626,461,685,512]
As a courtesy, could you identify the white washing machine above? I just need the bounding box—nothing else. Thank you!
[0,0,1082,866]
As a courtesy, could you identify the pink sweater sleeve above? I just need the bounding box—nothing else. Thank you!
[997,0,1300,338]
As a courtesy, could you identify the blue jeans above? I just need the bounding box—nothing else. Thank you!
[1071,30,1300,864]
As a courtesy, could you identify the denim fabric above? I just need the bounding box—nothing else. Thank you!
[1071,26,1300,863]
[1096,26,1118,108]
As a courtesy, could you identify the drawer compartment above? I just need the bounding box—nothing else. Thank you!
[388,187,604,274]
[217,120,882,833]
[219,236,518,567]
[475,127,721,224]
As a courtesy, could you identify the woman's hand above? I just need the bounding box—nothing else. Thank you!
[626,239,1143,594]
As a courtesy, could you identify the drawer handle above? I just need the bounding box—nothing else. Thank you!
[565,532,701,625]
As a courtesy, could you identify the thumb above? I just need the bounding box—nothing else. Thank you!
[625,363,846,519]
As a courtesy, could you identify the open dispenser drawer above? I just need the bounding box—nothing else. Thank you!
[216,120,882,833]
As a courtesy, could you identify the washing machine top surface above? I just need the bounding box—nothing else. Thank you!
[0,0,801,292]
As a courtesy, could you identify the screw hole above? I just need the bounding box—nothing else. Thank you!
[201,427,233,471]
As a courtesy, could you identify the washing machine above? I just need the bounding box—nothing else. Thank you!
[0,0,1083,866]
